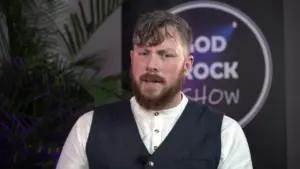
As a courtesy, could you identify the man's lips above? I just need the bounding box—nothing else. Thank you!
[140,74,165,84]
[141,79,163,83]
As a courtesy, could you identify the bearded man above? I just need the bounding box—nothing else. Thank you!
[56,10,253,169]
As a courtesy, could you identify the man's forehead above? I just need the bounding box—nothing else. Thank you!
[136,26,181,43]
[134,39,179,51]
[137,33,180,47]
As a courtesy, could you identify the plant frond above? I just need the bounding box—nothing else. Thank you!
[59,0,124,57]
[78,73,132,106]
[0,15,9,59]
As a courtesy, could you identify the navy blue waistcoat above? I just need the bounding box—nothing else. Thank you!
[86,99,224,169]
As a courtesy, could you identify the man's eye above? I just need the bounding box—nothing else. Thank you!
[139,52,149,56]
[163,54,174,58]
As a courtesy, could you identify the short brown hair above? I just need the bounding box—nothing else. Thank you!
[132,10,193,54]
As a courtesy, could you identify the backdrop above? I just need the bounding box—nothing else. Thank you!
[121,0,287,168]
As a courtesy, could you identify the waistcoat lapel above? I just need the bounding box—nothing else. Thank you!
[150,101,210,159]
[86,100,150,168]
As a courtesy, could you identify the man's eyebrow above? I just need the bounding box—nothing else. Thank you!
[134,46,148,51]
[134,47,177,54]
[157,48,176,53]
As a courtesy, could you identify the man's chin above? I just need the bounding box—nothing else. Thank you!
[139,92,162,101]
[135,94,164,111]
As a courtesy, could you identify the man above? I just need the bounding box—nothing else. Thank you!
[56,10,253,169]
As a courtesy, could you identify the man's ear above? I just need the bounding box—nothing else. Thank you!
[185,55,194,75]
[130,50,133,60]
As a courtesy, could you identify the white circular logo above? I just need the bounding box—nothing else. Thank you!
[169,1,273,127]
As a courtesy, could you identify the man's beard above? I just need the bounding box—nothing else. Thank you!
[131,67,185,111]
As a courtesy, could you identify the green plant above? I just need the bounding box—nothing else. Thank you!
[57,0,132,105]
[0,0,130,168]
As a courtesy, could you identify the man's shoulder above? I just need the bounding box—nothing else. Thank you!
[201,103,241,132]
[221,115,241,131]
[188,100,225,120]
[187,100,241,130]
[90,99,133,121]
[76,99,132,122]
[220,115,246,143]
[189,101,246,149]
[93,99,131,113]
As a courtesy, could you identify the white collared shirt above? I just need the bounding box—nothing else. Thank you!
[56,94,253,169]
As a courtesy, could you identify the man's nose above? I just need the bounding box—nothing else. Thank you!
[146,54,160,72]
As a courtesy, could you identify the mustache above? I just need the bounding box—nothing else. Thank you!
[140,73,165,83]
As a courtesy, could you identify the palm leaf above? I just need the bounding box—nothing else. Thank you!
[0,15,8,59]
[0,0,72,60]
[59,0,124,58]
[78,74,132,106]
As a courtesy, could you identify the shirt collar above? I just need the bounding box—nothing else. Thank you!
[130,93,189,117]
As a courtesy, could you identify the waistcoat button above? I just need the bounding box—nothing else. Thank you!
[148,161,155,167]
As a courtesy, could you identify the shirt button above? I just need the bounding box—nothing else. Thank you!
[148,161,155,167]
[154,146,158,150]
[154,129,159,133]
[154,112,159,116]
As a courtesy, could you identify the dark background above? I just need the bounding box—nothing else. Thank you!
[121,0,299,168]
[284,0,300,169]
